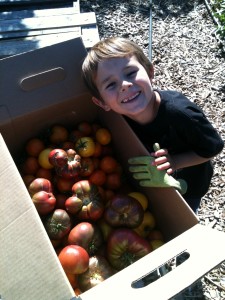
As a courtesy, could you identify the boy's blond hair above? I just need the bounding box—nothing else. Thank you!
[82,37,153,100]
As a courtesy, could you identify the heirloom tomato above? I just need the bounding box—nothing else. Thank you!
[49,148,81,179]
[107,228,152,270]
[104,194,144,228]
[44,209,72,240]
[78,255,114,292]
[28,178,53,196]
[32,191,56,215]
[72,180,104,221]
[68,222,103,255]
[58,245,89,274]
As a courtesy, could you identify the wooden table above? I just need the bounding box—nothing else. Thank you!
[0,0,99,58]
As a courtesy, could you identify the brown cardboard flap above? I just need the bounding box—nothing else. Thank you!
[0,134,74,300]
[80,224,225,300]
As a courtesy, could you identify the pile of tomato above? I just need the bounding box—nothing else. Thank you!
[18,121,164,296]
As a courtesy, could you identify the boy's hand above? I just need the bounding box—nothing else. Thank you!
[128,143,187,195]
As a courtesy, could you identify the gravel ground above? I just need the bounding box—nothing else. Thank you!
[80,0,225,299]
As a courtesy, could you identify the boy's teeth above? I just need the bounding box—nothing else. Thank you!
[122,92,139,103]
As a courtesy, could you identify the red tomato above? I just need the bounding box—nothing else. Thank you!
[21,156,40,175]
[89,169,107,186]
[92,142,102,158]
[75,137,95,158]
[36,168,52,181]
[77,121,92,136]
[44,209,72,240]
[49,124,69,145]
[99,156,118,174]
[107,228,152,270]
[55,176,75,194]
[22,174,36,188]
[25,138,45,157]
[68,222,103,255]
[72,180,105,221]
[105,172,122,190]
[58,245,89,274]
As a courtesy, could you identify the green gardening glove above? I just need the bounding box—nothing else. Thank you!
[128,143,187,195]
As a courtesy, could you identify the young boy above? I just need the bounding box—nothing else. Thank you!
[81,37,224,212]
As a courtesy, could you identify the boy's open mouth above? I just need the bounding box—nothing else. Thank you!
[121,91,141,103]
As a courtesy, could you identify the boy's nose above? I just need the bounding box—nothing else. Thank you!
[120,81,132,92]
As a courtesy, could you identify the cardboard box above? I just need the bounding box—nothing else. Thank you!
[1,38,225,300]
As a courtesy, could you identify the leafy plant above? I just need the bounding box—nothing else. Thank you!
[210,0,225,39]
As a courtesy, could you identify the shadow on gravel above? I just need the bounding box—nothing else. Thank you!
[80,0,201,19]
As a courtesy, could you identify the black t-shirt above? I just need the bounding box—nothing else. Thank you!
[125,90,224,199]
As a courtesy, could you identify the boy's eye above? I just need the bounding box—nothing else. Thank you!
[106,82,115,89]
[127,70,137,77]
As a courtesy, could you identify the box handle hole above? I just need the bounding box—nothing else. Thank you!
[20,67,66,91]
[131,250,190,289]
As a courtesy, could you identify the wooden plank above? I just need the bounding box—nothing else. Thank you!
[0,12,96,36]
[0,27,99,58]
[0,3,79,20]
[81,25,99,48]
[0,0,74,6]
[0,25,81,38]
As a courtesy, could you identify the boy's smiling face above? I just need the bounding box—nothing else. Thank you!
[93,55,156,122]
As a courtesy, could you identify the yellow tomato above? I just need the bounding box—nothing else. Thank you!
[150,240,164,250]
[134,211,156,238]
[38,148,54,169]
[128,192,149,211]
[75,137,95,157]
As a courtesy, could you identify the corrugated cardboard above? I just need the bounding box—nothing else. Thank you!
[0,37,225,300]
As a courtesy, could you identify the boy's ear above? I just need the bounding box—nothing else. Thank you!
[92,97,111,111]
